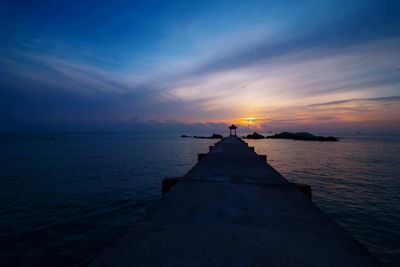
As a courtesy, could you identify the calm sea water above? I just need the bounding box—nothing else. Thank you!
[0,133,399,266]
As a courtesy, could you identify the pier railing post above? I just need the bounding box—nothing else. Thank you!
[162,177,182,195]
[198,153,206,161]
[258,154,267,161]
[293,183,312,199]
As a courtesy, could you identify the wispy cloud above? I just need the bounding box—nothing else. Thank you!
[1,0,400,132]
[309,96,400,107]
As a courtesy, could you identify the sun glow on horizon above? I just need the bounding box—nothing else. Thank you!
[234,117,264,128]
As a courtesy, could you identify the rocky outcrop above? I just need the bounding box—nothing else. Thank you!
[243,132,265,139]
[266,132,338,141]
[181,134,223,139]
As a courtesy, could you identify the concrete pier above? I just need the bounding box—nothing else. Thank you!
[91,136,377,267]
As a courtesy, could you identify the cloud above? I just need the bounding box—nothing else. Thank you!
[308,96,400,107]
[1,0,400,132]
[311,76,400,97]
[187,1,400,77]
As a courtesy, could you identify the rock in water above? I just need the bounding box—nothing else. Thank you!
[244,132,265,139]
[267,132,338,141]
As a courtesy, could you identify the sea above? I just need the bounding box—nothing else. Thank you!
[0,132,399,266]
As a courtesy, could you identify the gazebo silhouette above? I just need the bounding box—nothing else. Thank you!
[229,124,238,136]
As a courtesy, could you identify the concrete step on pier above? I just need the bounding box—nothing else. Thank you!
[90,136,377,267]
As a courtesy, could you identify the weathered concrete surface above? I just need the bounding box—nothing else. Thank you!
[90,136,378,267]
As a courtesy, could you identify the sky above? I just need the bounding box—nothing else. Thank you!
[1,0,400,134]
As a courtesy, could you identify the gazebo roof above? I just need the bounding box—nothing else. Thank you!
[229,124,238,129]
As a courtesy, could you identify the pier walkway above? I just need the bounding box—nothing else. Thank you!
[91,136,377,266]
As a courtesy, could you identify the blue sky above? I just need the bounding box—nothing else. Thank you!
[1,0,399,133]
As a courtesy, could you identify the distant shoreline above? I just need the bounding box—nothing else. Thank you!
[181,131,339,141]
[243,131,338,141]
[181,134,223,139]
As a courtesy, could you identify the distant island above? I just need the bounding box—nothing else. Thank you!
[243,131,338,141]
[181,131,338,141]
[181,133,223,139]
[243,132,265,139]
[268,132,338,141]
